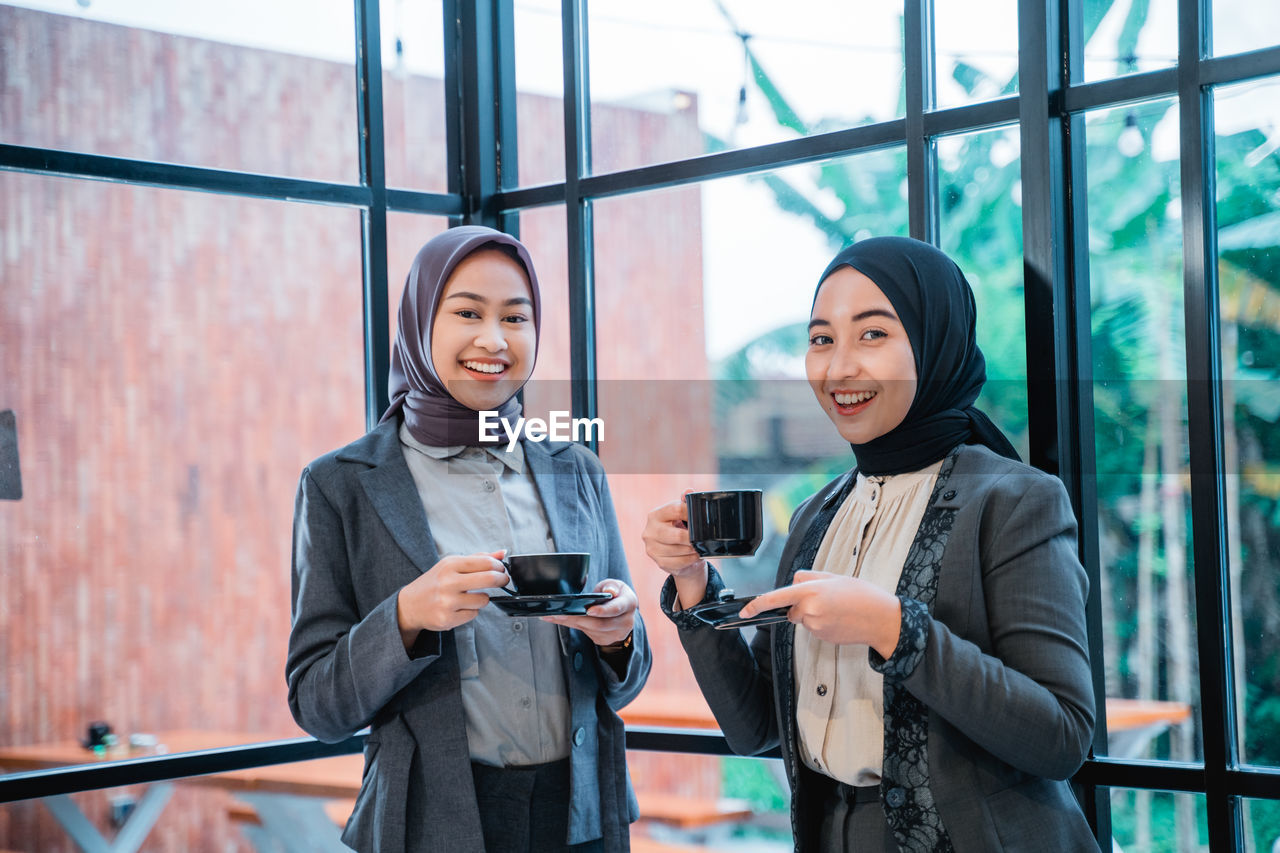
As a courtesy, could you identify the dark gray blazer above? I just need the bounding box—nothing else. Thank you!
[287,420,649,853]
[662,445,1099,852]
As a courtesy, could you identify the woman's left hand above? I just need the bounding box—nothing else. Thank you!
[739,571,902,658]
[542,579,637,648]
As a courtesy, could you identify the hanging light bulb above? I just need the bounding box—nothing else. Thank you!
[1118,113,1145,158]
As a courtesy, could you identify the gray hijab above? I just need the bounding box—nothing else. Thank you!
[380,226,542,446]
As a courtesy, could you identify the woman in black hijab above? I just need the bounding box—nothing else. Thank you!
[644,237,1097,851]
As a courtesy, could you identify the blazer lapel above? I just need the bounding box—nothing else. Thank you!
[346,422,440,575]
[525,442,583,658]
[525,441,581,553]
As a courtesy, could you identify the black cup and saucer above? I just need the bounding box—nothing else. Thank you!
[488,552,612,617]
[683,489,790,630]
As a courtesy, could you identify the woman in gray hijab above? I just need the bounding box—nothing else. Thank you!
[288,226,650,853]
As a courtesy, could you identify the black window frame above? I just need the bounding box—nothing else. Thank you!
[4,1,1280,848]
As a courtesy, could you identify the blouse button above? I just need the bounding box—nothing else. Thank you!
[483,480,495,493]
[512,621,524,632]
[816,684,828,697]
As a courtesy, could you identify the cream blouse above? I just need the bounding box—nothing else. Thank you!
[793,460,942,786]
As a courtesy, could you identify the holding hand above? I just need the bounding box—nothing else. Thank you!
[642,496,710,610]
[543,579,638,648]
[739,570,903,659]
[397,550,510,645]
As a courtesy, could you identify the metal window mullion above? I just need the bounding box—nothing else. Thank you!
[458,1,500,227]
[494,0,520,236]
[1065,107,1110,844]
[356,0,391,428]
[1019,0,1110,834]
[562,0,596,438]
[1177,0,1240,846]
[904,0,936,243]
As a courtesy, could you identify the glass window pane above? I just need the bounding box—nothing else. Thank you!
[937,126,1028,459]
[515,1,567,187]
[382,0,449,192]
[0,754,363,849]
[516,207,573,419]
[1109,789,1208,851]
[933,0,1019,108]
[1244,797,1280,852]
[1213,0,1280,57]
[1215,76,1280,770]
[1,2,359,183]
[588,2,905,174]
[1085,99,1203,762]
[0,173,366,790]
[622,750,792,849]
[1080,0,1176,83]
[591,151,908,753]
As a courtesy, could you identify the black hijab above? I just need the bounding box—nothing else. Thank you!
[379,226,541,446]
[815,236,1019,475]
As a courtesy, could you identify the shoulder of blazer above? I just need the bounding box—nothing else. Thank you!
[945,444,1075,537]
[948,444,1065,495]
[300,421,401,482]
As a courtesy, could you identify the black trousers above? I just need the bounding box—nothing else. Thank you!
[471,759,605,853]
[818,779,897,852]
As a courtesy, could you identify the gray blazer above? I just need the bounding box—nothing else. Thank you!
[662,445,1099,852]
[287,420,649,853]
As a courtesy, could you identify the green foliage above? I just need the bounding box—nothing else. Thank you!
[1109,791,1209,852]
[721,756,788,812]
[709,1,1280,796]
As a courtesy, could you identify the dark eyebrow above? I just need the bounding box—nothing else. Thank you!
[807,308,897,332]
[442,292,533,308]
[851,308,898,323]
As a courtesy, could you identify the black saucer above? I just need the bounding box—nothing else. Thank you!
[489,591,612,617]
[688,594,790,630]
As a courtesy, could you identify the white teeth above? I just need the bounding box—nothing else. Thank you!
[834,391,875,406]
[463,360,505,374]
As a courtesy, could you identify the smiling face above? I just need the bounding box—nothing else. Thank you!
[806,265,918,446]
[429,248,537,412]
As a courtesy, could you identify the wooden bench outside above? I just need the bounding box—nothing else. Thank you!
[227,796,354,828]
[634,791,753,830]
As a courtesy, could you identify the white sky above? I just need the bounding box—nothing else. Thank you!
[5,0,1277,358]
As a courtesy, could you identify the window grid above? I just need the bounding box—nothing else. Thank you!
[3,2,1280,849]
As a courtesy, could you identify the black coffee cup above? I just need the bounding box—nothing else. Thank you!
[685,489,764,558]
[502,552,590,596]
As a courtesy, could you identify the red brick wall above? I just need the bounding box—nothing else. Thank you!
[0,7,713,850]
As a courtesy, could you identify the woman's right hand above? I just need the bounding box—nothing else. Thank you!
[642,498,709,610]
[396,550,510,643]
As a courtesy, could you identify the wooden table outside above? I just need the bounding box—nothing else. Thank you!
[621,689,1195,760]
[0,731,360,853]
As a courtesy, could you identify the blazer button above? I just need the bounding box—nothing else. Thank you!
[942,489,956,501]
[573,727,586,746]
[885,787,906,808]
[573,652,584,672]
